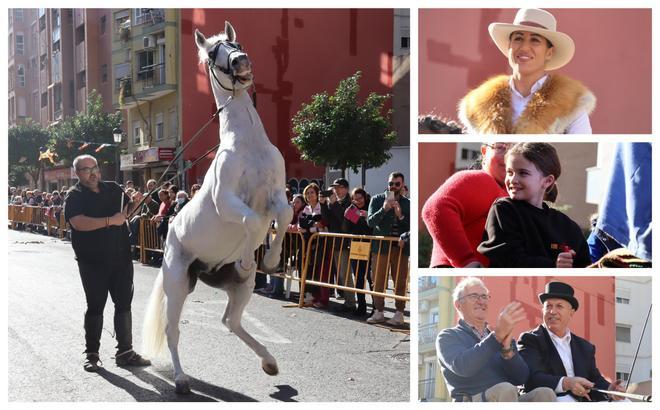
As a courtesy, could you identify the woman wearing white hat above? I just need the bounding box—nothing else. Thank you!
[458,9,595,134]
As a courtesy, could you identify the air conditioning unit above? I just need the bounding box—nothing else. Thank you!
[143,36,155,48]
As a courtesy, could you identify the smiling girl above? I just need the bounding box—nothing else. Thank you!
[477,143,590,268]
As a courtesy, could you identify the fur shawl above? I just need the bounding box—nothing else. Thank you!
[458,74,596,134]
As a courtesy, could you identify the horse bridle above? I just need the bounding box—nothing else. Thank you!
[206,40,245,92]
[127,39,256,220]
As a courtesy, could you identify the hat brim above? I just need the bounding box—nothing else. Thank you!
[538,293,579,311]
[488,23,575,71]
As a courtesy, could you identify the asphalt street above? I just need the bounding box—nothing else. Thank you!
[8,229,410,402]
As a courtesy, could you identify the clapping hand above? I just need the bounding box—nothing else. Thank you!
[494,302,526,346]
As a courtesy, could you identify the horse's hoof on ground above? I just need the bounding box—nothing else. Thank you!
[175,380,191,394]
[262,360,279,376]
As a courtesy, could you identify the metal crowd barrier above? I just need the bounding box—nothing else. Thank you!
[255,230,307,298]
[8,205,67,238]
[137,216,164,264]
[298,232,410,307]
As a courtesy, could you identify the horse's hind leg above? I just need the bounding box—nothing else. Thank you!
[162,237,194,394]
[225,276,279,375]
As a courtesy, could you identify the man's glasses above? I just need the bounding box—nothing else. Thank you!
[460,293,491,302]
[77,166,100,174]
[388,181,401,187]
[483,143,511,154]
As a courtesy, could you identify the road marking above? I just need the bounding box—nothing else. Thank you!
[183,300,292,344]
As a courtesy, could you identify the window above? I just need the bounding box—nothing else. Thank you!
[16,34,24,55]
[137,50,154,79]
[41,92,48,108]
[32,91,39,118]
[400,36,409,49]
[100,15,106,35]
[169,108,178,138]
[17,65,25,87]
[17,96,26,117]
[155,113,164,141]
[616,297,630,305]
[9,34,13,57]
[616,325,631,343]
[133,121,142,145]
[77,71,86,89]
[32,22,38,52]
[15,9,24,23]
[101,64,108,83]
[40,54,47,70]
[616,372,630,382]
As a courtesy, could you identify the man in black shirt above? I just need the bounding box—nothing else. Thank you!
[64,155,151,372]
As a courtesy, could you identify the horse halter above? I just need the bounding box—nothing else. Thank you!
[206,40,246,92]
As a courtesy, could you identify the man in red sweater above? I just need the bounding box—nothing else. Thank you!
[421,143,509,267]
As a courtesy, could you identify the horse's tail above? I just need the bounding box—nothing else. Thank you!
[142,270,167,358]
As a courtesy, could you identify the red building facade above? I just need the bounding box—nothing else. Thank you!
[179,9,394,189]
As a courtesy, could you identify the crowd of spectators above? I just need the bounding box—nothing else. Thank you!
[258,172,411,324]
[10,173,411,324]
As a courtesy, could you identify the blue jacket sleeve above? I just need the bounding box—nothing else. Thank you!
[437,330,500,378]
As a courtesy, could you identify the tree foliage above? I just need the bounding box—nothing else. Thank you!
[8,120,51,187]
[291,71,396,175]
[49,90,123,167]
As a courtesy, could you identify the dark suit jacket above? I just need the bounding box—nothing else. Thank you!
[518,325,610,401]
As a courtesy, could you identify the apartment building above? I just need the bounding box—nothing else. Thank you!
[111,8,179,186]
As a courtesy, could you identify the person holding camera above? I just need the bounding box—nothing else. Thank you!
[367,172,410,325]
[320,178,356,312]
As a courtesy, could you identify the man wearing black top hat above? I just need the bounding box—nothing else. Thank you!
[64,154,151,372]
[518,281,626,401]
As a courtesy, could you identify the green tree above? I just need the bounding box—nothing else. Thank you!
[49,90,123,168]
[291,71,396,179]
[8,120,51,187]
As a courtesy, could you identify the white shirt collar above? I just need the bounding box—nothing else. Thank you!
[509,74,549,99]
[548,327,572,344]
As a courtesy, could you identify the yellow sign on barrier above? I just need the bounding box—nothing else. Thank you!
[349,241,371,261]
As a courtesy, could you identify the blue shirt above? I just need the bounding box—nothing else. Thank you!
[436,319,529,399]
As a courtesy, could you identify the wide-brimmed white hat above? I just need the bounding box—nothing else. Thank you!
[488,8,575,70]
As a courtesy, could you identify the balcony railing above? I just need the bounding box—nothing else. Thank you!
[137,63,165,88]
[135,9,164,26]
[419,378,436,401]
[419,322,439,346]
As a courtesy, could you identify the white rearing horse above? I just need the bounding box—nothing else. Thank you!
[142,21,292,394]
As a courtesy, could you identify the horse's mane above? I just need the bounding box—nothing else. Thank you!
[197,33,228,65]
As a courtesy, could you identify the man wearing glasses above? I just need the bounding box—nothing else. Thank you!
[366,172,410,325]
[436,277,556,401]
[64,155,151,372]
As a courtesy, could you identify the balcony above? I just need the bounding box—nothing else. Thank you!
[51,52,61,84]
[419,378,436,401]
[135,9,164,26]
[419,322,439,351]
[137,63,165,88]
[75,41,86,74]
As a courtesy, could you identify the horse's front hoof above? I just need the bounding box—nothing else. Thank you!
[262,359,279,376]
[175,379,191,394]
[261,251,279,273]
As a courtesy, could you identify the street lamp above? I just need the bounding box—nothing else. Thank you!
[113,127,123,183]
